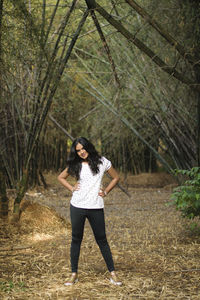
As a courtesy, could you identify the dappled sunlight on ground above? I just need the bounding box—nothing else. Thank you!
[27,233,55,242]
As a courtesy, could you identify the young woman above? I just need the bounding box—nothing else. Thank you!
[58,137,122,286]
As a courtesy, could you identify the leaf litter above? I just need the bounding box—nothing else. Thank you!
[0,172,200,299]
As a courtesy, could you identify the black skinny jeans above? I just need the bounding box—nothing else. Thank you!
[70,204,115,273]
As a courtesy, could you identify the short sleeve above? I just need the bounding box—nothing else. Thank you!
[102,156,112,171]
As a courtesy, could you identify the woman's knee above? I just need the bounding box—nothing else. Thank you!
[72,233,83,244]
[96,236,108,247]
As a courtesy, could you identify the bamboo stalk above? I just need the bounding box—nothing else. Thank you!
[94,1,199,91]
[65,74,173,173]
[125,0,198,66]
[48,115,74,141]
[89,9,121,87]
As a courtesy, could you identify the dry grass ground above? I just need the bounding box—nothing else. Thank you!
[0,173,200,299]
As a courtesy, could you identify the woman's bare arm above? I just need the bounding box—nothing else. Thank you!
[57,168,76,193]
[99,166,120,197]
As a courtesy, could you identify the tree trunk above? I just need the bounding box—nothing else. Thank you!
[0,0,3,65]
[197,88,200,166]
[0,170,9,217]
[13,170,28,218]
[0,0,8,217]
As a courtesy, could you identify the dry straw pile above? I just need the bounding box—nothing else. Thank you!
[0,173,200,299]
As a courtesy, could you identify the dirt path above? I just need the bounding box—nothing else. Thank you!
[0,174,200,299]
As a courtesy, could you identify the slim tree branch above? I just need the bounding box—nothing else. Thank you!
[44,0,60,45]
[48,114,74,141]
[86,6,121,87]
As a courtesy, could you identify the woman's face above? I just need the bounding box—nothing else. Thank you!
[76,143,89,160]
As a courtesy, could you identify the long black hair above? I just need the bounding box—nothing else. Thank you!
[67,137,102,179]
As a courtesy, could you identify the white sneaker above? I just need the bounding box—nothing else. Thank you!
[64,273,78,286]
[110,273,122,286]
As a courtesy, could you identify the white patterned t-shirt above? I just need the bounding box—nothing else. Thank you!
[70,156,111,209]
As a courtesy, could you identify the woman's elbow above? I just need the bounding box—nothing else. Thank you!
[115,175,120,183]
[57,175,63,182]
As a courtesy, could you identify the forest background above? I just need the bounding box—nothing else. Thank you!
[0,0,199,218]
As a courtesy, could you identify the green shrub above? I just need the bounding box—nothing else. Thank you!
[171,167,200,220]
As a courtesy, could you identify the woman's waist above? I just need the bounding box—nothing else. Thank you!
[70,197,104,209]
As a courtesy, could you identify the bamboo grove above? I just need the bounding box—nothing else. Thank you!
[0,0,199,217]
